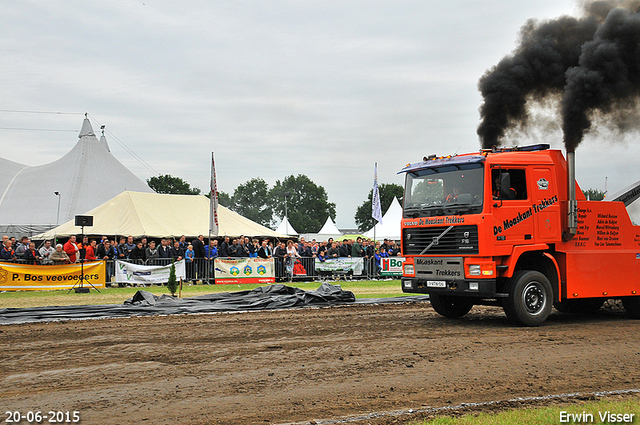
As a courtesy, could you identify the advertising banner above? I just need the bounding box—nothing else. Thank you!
[0,261,106,291]
[116,260,185,285]
[214,258,275,284]
[380,257,405,277]
[315,258,364,276]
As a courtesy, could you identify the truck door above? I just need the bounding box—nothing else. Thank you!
[531,168,561,241]
[491,168,534,247]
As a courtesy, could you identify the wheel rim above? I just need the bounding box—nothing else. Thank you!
[522,281,546,315]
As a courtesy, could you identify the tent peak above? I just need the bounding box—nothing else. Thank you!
[318,216,341,235]
[79,116,95,138]
[276,216,298,236]
[99,128,110,152]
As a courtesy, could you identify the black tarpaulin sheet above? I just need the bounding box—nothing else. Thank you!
[0,283,429,324]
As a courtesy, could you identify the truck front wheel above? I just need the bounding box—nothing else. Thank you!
[429,294,473,318]
[504,270,553,326]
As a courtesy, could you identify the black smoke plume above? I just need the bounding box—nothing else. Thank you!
[478,1,640,152]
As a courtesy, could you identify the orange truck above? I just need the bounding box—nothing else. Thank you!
[399,144,640,326]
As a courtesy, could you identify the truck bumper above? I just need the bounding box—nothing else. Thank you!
[401,277,498,298]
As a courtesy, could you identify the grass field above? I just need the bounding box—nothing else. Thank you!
[0,279,405,309]
[413,397,640,424]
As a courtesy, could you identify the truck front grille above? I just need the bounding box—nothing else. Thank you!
[403,225,479,255]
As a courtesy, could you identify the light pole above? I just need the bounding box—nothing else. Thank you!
[54,191,61,226]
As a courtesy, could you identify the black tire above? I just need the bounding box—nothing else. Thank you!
[622,297,640,319]
[429,294,474,318]
[503,270,553,326]
[554,298,605,314]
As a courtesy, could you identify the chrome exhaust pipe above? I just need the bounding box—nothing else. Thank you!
[566,151,578,238]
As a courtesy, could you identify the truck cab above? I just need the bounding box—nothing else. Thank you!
[400,144,640,326]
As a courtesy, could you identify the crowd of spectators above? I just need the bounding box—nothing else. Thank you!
[0,233,401,281]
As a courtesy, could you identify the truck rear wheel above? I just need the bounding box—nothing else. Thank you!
[504,270,553,326]
[429,294,473,318]
[622,297,640,319]
[554,298,605,314]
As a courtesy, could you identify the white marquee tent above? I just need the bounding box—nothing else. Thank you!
[300,216,343,241]
[35,191,287,239]
[0,117,153,236]
[364,197,402,241]
[275,216,298,236]
[319,217,341,235]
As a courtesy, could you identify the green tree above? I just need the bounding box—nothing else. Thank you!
[269,174,336,233]
[230,178,272,227]
[354,183,404,231]
[167,260,178,296]
[583,188,605,201]
[216,190,232,207]
[147,174,201,195]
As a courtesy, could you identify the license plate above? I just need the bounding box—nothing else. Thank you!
[427,280,447,288]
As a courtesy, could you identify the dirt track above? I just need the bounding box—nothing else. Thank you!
[1,301,640,425]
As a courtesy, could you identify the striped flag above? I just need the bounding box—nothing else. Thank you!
[209,153,219,237]
[372,163,383,224]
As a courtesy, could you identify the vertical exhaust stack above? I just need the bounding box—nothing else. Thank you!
[566,151,578,240]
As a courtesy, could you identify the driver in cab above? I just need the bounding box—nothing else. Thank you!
[446,187,460,203]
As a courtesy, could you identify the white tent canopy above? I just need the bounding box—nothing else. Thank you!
[301,216,342,242]
[0,117,153,235]
[35,191,288,239]
[275,216,298,236]
[364,197,402,241]
[318,217,341,234]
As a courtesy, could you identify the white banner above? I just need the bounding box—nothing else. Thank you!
[116,260,186,284]
[315,258,364,275]
[381,257,405,276]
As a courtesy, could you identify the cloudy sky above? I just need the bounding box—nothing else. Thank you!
[2,0,640,228]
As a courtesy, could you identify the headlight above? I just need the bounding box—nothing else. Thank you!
[469,265,481,276]
[468,264,494,276]
[404,264,414,275]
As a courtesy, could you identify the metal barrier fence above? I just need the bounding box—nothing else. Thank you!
[272,256,383,282]
[0,255,396,286]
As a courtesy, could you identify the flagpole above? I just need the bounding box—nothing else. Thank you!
[374,162,377,244]
[210,152,219,238]
[209,152,219,283]
[372,162,383,243]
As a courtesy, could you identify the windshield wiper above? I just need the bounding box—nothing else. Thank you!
[405,205,443,218]
[443,204,477,215]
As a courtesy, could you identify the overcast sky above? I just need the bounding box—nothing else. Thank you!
[2,0,640,228]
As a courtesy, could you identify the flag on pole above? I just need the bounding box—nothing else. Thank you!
[209,153,219,237]
[372,163,383,224]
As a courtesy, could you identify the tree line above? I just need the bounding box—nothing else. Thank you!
[147,174,403,234]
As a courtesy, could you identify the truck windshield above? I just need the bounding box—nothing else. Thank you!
[403,163,484,218]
